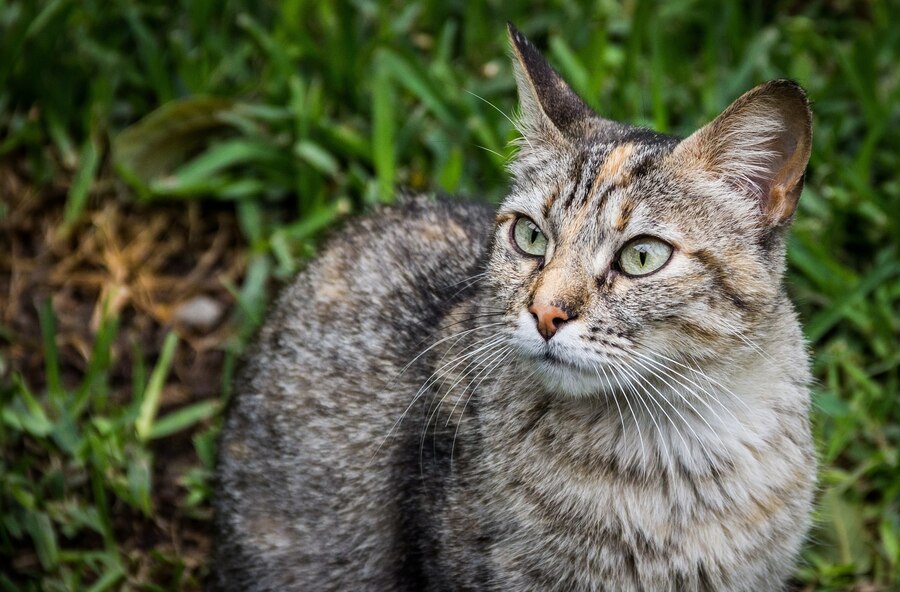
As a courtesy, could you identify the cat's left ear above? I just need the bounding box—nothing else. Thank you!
[672,80,812,226]
[507,23,616,145]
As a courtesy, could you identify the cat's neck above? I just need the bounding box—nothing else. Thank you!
[477,347,806,477]
[435,294,808,472]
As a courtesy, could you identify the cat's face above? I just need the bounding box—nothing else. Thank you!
[488,26,811,398]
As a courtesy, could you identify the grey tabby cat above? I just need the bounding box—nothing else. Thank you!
[213,24,816,592]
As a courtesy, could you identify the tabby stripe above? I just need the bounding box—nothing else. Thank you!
[562,151,588,210]
[691,248,755,315]
[581,143,637,220]
[614,196,635,232]
[541,185,561,223]
[599,143,636,181]
[627,152,655,180]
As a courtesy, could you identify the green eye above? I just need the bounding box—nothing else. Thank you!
[617,237,673,276]
[512,217,548,256]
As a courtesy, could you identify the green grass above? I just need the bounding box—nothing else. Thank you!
[1,1,898,589]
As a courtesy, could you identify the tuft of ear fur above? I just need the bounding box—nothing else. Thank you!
[507,23,614,146]
[672,80,812,226]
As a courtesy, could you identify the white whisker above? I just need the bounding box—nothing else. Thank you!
[617,362,692,458]
[627,355,720,460]
[593,363,628,451]
[611,359,670,468]
[445,345,511,427]
[719,317,777,365]
[465,89,535,154]
[635,348,755,417]
[370,333,508,465]
[396,322,505,379]
[449,346,516,468]
[629,348,748,442]
[421,341,509,472]
[606,359,646,461]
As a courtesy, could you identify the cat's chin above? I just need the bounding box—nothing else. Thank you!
[531,356,607,398]
[512,310,612,398]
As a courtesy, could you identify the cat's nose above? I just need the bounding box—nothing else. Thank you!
[528,303,572,341]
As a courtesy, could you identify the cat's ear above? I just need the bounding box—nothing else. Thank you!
[672,80,812,226]
[507,23,611,145]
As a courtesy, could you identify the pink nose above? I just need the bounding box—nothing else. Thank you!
[528,303,571,341]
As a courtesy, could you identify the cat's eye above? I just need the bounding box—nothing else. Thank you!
[617,237,673,277]
[511,217,548,257]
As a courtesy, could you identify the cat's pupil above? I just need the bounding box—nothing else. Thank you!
[639,249,647,266]
[530,229,539,244]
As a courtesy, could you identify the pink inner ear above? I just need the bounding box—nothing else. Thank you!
[674,80,812,226]
[766,133,811,224]
[725,160,777,202]
[718,132,808,224]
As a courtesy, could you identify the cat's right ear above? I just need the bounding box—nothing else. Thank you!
[671,80,812,227]
[507,23,611,147]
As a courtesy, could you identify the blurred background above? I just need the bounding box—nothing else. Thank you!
[0,0,897,589]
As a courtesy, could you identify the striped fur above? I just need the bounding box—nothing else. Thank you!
[213,26,815,591]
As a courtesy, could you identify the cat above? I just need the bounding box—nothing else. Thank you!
[213,23,816,592]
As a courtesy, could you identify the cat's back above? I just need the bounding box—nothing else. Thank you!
[213,196,493,591]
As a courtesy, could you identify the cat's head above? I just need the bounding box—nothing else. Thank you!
[488,24,812,398]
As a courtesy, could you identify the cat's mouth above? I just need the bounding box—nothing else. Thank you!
[522,351,605,397]
[505,336,613,397]
[540,351,569,366]
[531,350,596,377]
[538,351,584,372]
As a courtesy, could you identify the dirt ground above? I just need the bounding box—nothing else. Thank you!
[0,157,250,583]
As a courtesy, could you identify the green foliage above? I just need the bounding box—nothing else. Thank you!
[1,0,898,589]
[1,305,210,589]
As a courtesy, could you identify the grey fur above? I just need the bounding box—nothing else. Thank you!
[213,28,815,592]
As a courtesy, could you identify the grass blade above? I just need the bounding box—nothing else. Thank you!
[148,399,221,440]
[135,333,179,441]
[37,300,61,398]
[372,51,396,203]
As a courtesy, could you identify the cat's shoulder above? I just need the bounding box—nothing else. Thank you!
[334,193,495,256]
[310,193,492,280]
[267,194,495,327]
